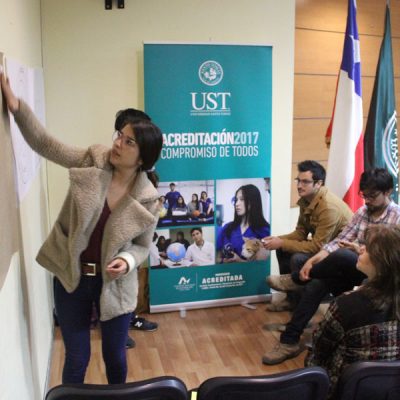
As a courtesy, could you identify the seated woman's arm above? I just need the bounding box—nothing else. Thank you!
[205,199,213,215]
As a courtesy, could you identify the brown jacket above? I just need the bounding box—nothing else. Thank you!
[14,101,160,321]
[279,187,353,254]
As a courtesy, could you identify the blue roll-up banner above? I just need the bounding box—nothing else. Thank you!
[144,43,272,312]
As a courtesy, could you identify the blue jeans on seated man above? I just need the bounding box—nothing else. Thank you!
[280,248,366,345]
[54,276,132,384]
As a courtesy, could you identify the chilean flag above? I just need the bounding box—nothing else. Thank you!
[325,0,364,212]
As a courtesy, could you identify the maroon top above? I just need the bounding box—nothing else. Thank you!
[80,201,111,263]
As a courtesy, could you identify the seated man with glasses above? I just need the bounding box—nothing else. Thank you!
[262,168,400,365]
[262,160,353,312]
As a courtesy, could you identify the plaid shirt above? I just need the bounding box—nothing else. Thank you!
[305,290,400,399]
[323,201,400,253]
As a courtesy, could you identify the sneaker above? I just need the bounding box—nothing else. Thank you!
[130,317,158,332]
[126,336,136,349]
[262,342,305,365]
[265,298,293,312]
[267,274,303,292]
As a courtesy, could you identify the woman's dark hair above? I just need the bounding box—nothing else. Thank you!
[225,184,269,239]
[157,235,165,243]
[361,224,400,320]
[176,195,186,207]
[201,191,208,199]
[191,193,199,208]
[359,168,393,193]
[115,108,151,125]
[176,231,184,240]
[297,160,326,184]
[114,108,163,187]
[156,235,166,251]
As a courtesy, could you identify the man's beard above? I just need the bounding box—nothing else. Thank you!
[366,202,387,214]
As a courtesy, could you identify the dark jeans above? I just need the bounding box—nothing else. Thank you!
[276,249,313,304]
[54,276,131,384]
[276,249,313,275]
[280,248,366,344]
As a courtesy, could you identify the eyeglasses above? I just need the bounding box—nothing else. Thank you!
[294,178,317,186]
[358,191,381,201]
[112,130,137,148]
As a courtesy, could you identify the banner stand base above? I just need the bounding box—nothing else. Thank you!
[241,302,257,310]
[150,294,271,314]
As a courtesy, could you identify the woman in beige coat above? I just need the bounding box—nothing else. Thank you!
[0,72,163,384]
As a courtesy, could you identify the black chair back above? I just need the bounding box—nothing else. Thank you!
[336,360,400,400]
[196,367,329,400]
[45,376,188,400]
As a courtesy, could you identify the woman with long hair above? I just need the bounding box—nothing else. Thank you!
[200,190,213,216]
[217,184,270,263]
[156,235,170,259]
[306,224,400,399]
[172,195,188,216]
[1,72,163,384]
[174,231,190,250]
[158,195,168,218]
[188,193,203,217]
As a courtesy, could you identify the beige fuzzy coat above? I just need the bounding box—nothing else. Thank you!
[14,100,160,321]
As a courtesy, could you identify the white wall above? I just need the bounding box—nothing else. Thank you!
[0,1,53,399]
[41,0,296,276]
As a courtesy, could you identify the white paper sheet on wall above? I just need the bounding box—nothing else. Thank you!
[5,57,45,202]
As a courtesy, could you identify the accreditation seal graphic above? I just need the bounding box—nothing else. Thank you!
[198,60,223,86]
[382,111,399,177]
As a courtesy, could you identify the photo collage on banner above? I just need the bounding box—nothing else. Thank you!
[144,44,272,312]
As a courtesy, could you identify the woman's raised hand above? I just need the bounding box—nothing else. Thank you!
[0,69,19,114]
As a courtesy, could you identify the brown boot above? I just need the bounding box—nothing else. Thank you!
[265,297,293,312]
[262,342,305,365]
[267,274,303,292]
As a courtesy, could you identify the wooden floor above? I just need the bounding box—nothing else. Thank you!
[48,301,324,390]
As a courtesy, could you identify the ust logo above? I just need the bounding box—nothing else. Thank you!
[178,277,190,285]
[190,60,231,116]
[190,92,231,111]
